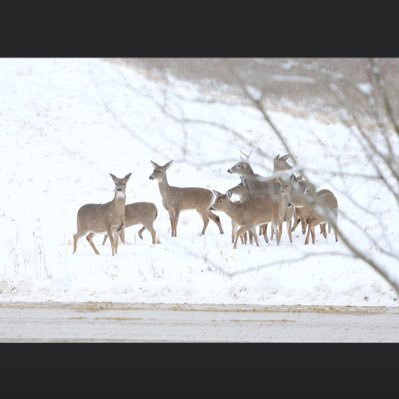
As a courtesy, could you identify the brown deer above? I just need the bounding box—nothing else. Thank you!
[210,191,274,249]
[227,160,285,244]
[289,173,320,235]
[288,187,339,245]
[272,154,296,243]
[102,202,159,245]
[73,173,131,256]
[149,161,224,237]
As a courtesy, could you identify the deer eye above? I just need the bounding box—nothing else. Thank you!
[237,164,241,168]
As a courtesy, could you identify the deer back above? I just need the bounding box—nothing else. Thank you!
[124,202,158,227]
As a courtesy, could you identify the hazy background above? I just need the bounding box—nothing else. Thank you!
[116,58,399,119]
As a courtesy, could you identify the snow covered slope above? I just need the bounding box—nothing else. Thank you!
[0,58,398,306]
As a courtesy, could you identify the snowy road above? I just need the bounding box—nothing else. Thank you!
[0,303,398,342]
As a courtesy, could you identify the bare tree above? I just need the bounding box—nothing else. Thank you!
[104,58,399,295]
[225,59,399,294]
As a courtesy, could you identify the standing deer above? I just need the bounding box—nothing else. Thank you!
[149,161,224,237]
[210,191,274,249]
[102,202,159,245]
[227,160,285,244]
[226,177,258,244]
[288,187,339,245]
[73,173,131,256]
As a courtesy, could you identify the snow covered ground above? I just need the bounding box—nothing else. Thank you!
[0,58,398,306]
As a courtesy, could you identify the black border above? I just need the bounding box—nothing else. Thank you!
[1,3,398,56]
[1,343,398,388]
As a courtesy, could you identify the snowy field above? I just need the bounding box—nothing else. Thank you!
[0,58,398,306]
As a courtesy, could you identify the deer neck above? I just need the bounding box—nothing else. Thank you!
[247,165,255,174]
[157,175,171,197]
[224,199,239,217]
[112,191,127,208]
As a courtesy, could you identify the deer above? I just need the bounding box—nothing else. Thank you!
[288,173,331,237]
[227,160,285,244]
[102,202,159,246]
[73,173,131,256]
[273,154,293,242]
[210,190,275,249]
[149,160,224,237]
[226,178,265,244]
[288,187,339,245]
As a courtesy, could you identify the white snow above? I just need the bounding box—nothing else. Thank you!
[0,58,398,307]
[357,82,373,95]
[270,75,316,84]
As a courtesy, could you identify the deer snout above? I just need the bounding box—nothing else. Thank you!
[288,202,293,207]
[116,187,122,192]
[210,206,215,211]
[149,175,154,180]
[227,168,232,173]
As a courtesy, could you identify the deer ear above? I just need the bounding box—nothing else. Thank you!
[213,190,222,198]
[274,154,280,161]
[110,173,117,181]
[124,172,132,181]
[150,161,159,168]
[289,173,296,182]
[281,154,290,161]
[164,160,173,169]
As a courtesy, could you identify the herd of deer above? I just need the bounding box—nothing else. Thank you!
[72,154,339,255]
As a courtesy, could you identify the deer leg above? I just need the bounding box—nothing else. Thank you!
[86,232,100,255]
[199,210,210,235]
[321,224,327,239]
[258,225,263,236]
[105,227,115,255]
[249,228,259,246]
[138,226,145,240]
[301,219,307,235]
[249,231,254,244]
[173,211,180,237]
[73,232,84,254]
[277,221,283,245]
[291,217,301,232]
[168,210,176,237]
[114,231,120,254]
[232,221,245,244]
[146,225,158,245]
[234,226,250,249]
[286,219,293,243]
[207,209,224,234]
[119,229,126,244]
[309,224,316,244]
[102,234,108,245]
[304,223,311,245]
[263,224,268,243]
